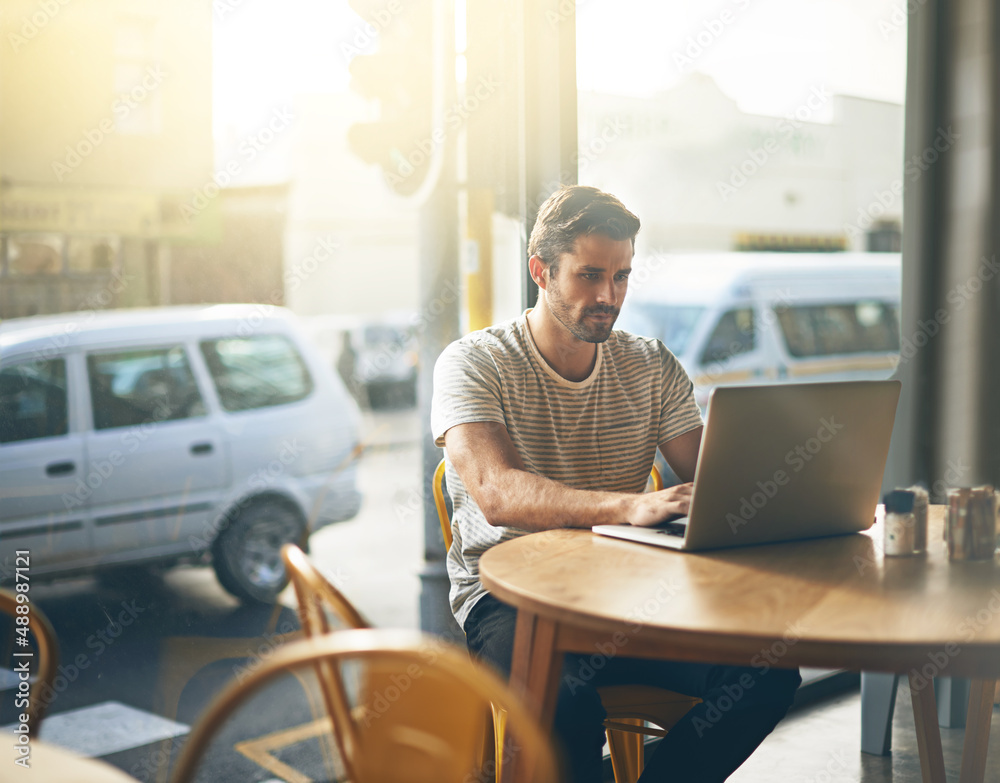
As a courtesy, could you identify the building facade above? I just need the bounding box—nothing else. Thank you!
[0,0,214,319]
[577,74,904,254]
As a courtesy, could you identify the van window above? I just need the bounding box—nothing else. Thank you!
[700,308,755,365]
[0,359,68,443]
[775,302,900,358]
[200,335,313,412]
[619,304,705,355]
[87,347,206,430]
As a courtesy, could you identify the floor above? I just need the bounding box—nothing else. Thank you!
[729,685,1000,782]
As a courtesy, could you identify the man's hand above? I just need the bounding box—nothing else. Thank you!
[626,483,694,527]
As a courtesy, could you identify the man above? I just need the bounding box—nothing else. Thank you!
[431,185,800,782]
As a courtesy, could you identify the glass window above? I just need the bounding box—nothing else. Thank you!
[776,302,900,358]
[67,236,120,274]
[7,234,63,276]
[200,335,313,412]
[700,308,756,365]
[867,221,903,252]
[87,347,205,430]
[617,304,705,355]
[0,359,68,443]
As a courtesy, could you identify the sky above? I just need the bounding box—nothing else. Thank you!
[213,0,908,137]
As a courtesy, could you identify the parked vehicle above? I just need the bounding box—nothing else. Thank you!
[302,312,418,409]
[0,305,363,603]
[618,252,901,409]
[617,252,901,485]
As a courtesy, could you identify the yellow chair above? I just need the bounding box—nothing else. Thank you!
[168,628,561,783]
[281,544,498,780]
[282,543,371,635]
[434,458,701,783]
[281,543,372,778]
[0,588,59,738]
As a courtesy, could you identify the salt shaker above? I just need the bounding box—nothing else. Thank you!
[883,489,917,557]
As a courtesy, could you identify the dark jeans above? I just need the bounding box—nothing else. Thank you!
[465,594,802,783]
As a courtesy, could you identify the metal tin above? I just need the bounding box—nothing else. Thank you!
[947,487,971,560]
[970,486,997,560]
[947,486,997,561]
[908,485,928,554]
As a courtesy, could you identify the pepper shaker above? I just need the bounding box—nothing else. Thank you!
[884,489,917,557]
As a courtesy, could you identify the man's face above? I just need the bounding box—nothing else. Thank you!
[544,233,633,343]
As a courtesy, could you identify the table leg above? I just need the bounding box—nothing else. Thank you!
[958,679,996,783]
[909,673,947,783]
[506,610,563,783]
[510,609,563,726]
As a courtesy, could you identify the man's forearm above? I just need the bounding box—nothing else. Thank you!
[472,467,636,531]
[444,421,690,530]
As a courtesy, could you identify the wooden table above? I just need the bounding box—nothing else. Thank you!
[479,507,1000,783]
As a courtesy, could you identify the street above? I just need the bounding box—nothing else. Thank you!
[1,408,425,782]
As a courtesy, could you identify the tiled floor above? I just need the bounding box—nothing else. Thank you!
[730,685,1000,782]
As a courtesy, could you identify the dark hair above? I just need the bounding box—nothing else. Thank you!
[527,185,640,273]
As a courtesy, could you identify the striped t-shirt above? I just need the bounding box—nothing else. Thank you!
[431,310,703,628]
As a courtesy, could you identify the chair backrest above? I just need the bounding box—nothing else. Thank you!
[434,459,665,550]
[0,588,59,737]
[281,543,371,777]
[169,629,561,783]
[282,544,370,635]
[433,459,453,550]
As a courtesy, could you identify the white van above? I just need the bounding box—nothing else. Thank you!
[618,252,901,409]
[0,305,362,602]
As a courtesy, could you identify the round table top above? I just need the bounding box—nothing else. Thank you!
[479,506,1000,676]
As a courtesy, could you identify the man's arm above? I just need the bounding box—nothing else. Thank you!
[659,425,703,483]
[444,421,694,531]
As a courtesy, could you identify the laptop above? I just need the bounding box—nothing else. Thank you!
[593,380,901,551]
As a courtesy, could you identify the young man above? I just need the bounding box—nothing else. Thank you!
[431,186,800,782]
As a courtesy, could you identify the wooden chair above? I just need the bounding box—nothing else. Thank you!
[0,588,59,738]
[282,543,370,635]
[168,628,561,783]
[434,458,702,783]
[282,544,498,779]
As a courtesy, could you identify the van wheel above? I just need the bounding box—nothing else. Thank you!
[211,502,306,604]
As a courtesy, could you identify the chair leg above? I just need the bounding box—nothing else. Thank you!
[477,706,498,783]
[492,703,508,783]
[607,719,645,783]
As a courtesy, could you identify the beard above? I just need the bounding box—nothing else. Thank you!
[546,278,619,343]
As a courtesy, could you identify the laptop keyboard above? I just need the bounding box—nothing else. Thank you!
[656,521,688,538]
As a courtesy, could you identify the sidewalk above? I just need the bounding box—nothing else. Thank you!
[359,406,421,450]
